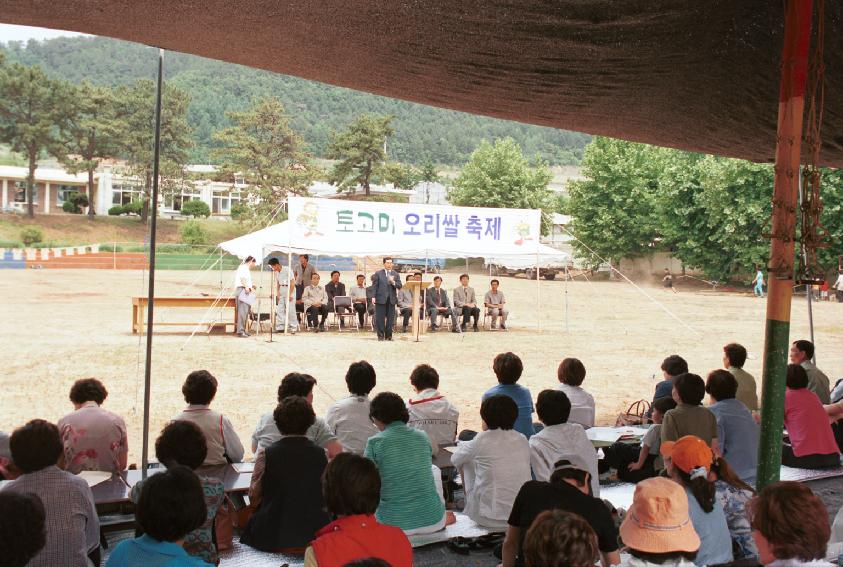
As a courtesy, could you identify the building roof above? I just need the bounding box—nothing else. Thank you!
[0,165,90,184]
[4,2,842,166]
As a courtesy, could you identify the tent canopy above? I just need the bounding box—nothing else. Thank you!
[3,1,842,166]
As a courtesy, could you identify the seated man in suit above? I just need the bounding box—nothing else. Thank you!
[453,273,481,332]
[484,279,509,330]
[397,275,415,333]
[425,276,459,333]
[349,274,368,328]
[325,270,348,329]
[303,273,329,332]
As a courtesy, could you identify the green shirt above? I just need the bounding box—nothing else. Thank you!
[728,367,759,411]
[364,422,445,531]
[661,403,718,447]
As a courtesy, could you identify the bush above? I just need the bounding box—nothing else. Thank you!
[108,205,125,216]
[230,202,250,221]
[180,220,208,246]
[124,201,143,215]
[61,192,90,214]
[20,227,44,246]
[181,200,211,218]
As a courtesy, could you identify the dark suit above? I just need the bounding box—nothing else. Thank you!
[425,286,459,329]
[372,268,402,339]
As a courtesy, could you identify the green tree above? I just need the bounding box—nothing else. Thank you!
[212,97,314,222]
[0,63,67,217]
[817,168,843,275]
[113,79,193,223]
[327,114,394,196]
[450,138,554,233]
[380,161,420,190]
[419,160,439,183]
[180,199,211,218]
[57,81,119,218]
[568,137,664,266]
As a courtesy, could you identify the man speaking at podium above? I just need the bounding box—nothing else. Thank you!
[372,257,402,341]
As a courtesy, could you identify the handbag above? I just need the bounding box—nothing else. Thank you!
[615,399,651,426]
[214,495,236,551]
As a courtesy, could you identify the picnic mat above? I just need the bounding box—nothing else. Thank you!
[407,512,491,548]
[780,462,843,482]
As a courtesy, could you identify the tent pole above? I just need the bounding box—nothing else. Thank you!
[267,246,274,343]
[536,253,541,333]
[565,264,569,332]
[284,250,291,335]
[756,0,813,490]
[141,49,164,479]
[219,248,223,294]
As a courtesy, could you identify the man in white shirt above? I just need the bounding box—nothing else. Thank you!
[530,390,600,496]
[234,256,256,338]
[556,358,596,428]
[325,361,379,454]
[268,258,298,334]
[302,273,329,332]
[407,364,460,449]
[834,269,843,302]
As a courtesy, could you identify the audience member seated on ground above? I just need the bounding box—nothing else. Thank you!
[451,395,532,529]
[501,457,620,567]
[661,373,720,454]
[617,477,700,567]
[826,399,843,453]
[325,361,379,455]
[530,390,600,496]
[484,278,509,330]
[252,372,343,459]
[722,343,759,411]
[522,509,599,567]
[555,358,596,428]
[57,378,128,474]
[782,363,840,469]
[364,392,449,535]
[106,465,211,567]
[483,352,535,438]
[790,339,831,404]
[652,355,689,408]
[406,364,460,450]
[709,455,758,560]
[661,435,733,566]
[705,369,759,484]
[173,370,244,466]
[242,396,330,551]
[396,275,415,332]
[3,419,99,567]
[425,275,459,332]
[748,481,834,567]
[304,453,412,567]
[600,396,676,483]
[304,273,330,332]
[453,273,481,331]
[0,491,46,567]
[130,421,224,564]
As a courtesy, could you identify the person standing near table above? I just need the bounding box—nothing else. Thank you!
[268,258,297,334]
[234,256,256,338]
[372,257,402,341]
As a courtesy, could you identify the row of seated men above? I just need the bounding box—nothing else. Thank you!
[270,256,509,334]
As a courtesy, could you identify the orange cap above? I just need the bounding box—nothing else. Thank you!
[660,435,714,477]
[619,477,701,554]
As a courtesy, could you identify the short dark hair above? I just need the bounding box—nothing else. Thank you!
[155,420,207,470]
[433,275,442,282]
[410,364,440,391]
[267,257,280,266]
[244,255,256,263]
[343,560,391,567]
[673,373,706,405]
[661,355,689,377]
[369,392,409,424]
[491,279,499,285]
[549,459,590,488]
[278,372,317,400]
[705,370,738,401]
[652,396,677,415]
[793,340,814,360]
[346,361,376,395]
[323,453,381,516]
[382,257,393,264]
[493,352,523,385]
[480,394,518,430]
[557,358,586,387]
[524,509,599,567]
[536,390,571,426]
[182,370,218,405]
[356,274,365,280]
[331,270,340,277]
[723,343,748,368]
[0,492,46,567]
[300,254,309,261]
[136,465,207,543]
[10,420,62,473]
[69,378,108,405]
[459,273,469,280]
[786,364,809,389]
[405,274,413,281]
[273,396,316,436]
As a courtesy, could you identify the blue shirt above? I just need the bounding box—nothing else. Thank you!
[708,398,759,484]
[653,379,673,402]
[482,384,535,438]
[685,488,733,566]
[106,535,212,567]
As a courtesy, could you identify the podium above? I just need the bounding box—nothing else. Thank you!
[405,280,432,342]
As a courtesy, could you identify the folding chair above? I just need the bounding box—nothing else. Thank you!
[332,296,357,331]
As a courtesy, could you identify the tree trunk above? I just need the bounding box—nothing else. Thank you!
[87,168,96,219]
[27,153,36,218]
[141,173,151,224]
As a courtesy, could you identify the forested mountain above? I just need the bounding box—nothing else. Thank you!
[1,36,590,166]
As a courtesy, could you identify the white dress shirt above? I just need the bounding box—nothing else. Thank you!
[234,263,253,289]
[529,422,600,496]
[325,395,378,455]
[558,383,596,428]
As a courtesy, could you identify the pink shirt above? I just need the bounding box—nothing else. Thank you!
[58,402,128,473]
[784,388,840,457]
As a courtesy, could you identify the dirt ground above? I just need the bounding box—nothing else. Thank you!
[1,267,842,466]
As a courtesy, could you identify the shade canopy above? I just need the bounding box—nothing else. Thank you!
[3,1,842,166]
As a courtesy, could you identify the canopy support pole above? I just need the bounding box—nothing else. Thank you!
[536,253,541,333]
[267,246,274,343]
[757,0,813,490]
[564,264,569,332]
[141,49,164,478]
[284,250,291,335]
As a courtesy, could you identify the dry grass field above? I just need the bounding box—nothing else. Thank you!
[1,267,841,464]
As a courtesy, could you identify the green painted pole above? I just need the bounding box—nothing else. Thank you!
[756,0,814,489]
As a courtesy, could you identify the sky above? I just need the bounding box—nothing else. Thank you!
[0,23,88,43]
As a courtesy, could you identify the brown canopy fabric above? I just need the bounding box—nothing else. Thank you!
[2,1,842,166]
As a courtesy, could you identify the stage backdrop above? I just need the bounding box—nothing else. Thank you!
[287,197,541,257]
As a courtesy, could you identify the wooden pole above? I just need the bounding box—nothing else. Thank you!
[756,0,814,489]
